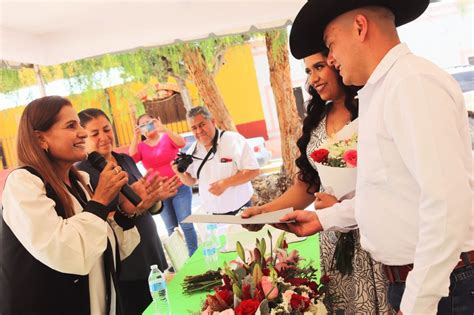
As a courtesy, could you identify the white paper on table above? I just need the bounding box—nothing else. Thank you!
[182,207,294,224]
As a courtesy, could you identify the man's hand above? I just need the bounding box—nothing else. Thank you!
[314,192,338,209]
[170,160,179,174]
[241,206,266,231]
[272,210,323,237]
[208,180,228,196]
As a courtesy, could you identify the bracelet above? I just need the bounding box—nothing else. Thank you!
[117,205,139,219]
[149,201,163,215]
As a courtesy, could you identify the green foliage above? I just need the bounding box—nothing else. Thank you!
[0,33,247,100]
[0,68,22,93]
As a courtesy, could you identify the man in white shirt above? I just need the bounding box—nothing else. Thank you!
[260,1,473,314]
[173,106,260,215]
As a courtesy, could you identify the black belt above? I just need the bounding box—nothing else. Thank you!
[213,201,250,216]
[383,250,474,284]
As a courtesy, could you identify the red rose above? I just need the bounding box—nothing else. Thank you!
[216,288,233,306]
[222,275,233,291]
[343,149,357,167]
[320,274,331,285]
[307,281,319,294]
[290,293,311,312]
[287,277,308,287]
[204,292,231,312]
[242,283,252,300]
[235,298,260,315]
[310,148,329,163]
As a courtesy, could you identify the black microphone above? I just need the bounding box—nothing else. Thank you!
[87,151,142,206]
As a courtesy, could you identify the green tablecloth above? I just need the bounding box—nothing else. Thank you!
[143,235,320,315]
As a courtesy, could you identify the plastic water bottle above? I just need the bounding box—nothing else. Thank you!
[216,224,228,251]
[202,223,220,270]
[148,264,169,314]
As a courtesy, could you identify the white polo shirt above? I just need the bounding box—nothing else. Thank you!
[187,130,259,214]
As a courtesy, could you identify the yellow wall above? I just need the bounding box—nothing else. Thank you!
[0,106,24,168]
[0,42,265,168]
[182,44,265,125]
[215,44,265,124]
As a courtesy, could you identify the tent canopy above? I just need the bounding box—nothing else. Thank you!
[1,0,305,66]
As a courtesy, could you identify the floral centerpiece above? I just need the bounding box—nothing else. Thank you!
[310,132,358,200]
[201,232,328,315]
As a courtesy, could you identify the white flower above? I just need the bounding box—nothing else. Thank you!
[282,289,295,304]
[303,301,327,315]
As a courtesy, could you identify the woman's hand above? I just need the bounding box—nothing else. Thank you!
[241,206,266,232]
[133,126,141,139]
[314,192,338,209]
[119,172,164,215]
[153,117,167,133]
[156,175,181,200]
[92,162,128,206]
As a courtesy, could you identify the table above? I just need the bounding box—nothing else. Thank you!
[143,235,320,314]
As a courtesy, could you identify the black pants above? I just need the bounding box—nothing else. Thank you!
[119,279,152,315]
[214,199,252,216]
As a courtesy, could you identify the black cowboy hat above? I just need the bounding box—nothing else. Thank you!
[289,0,430,59]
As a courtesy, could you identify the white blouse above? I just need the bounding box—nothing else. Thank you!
[1,169,140,315]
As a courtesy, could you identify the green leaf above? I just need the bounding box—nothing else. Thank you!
[232,283,242,298]
[260,238,266,257]
[236,241,245,262]
[276,232,286,249]
[252,263,263,284]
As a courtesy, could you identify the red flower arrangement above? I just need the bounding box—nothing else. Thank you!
[200,232,327,315]
[310,134,358,168]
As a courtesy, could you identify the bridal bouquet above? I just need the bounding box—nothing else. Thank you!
[310,133,358,200]
[201,232,328,315]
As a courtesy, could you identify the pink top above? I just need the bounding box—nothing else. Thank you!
[132,133,183,178]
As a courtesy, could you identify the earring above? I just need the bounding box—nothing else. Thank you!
[44,147,49,153]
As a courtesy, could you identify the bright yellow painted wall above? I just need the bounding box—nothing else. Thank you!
[0,106,24,168]
[182,44,265,125]
[215,44,264,124]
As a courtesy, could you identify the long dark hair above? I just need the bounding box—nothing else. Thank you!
[295,50,359,194]
[17,96,88,217]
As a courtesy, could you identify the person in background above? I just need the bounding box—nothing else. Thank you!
[244,50,393,313]
[78,108,179,314]
[173,106,260,216]
[130,113,198,256]
[0,96,155,314]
